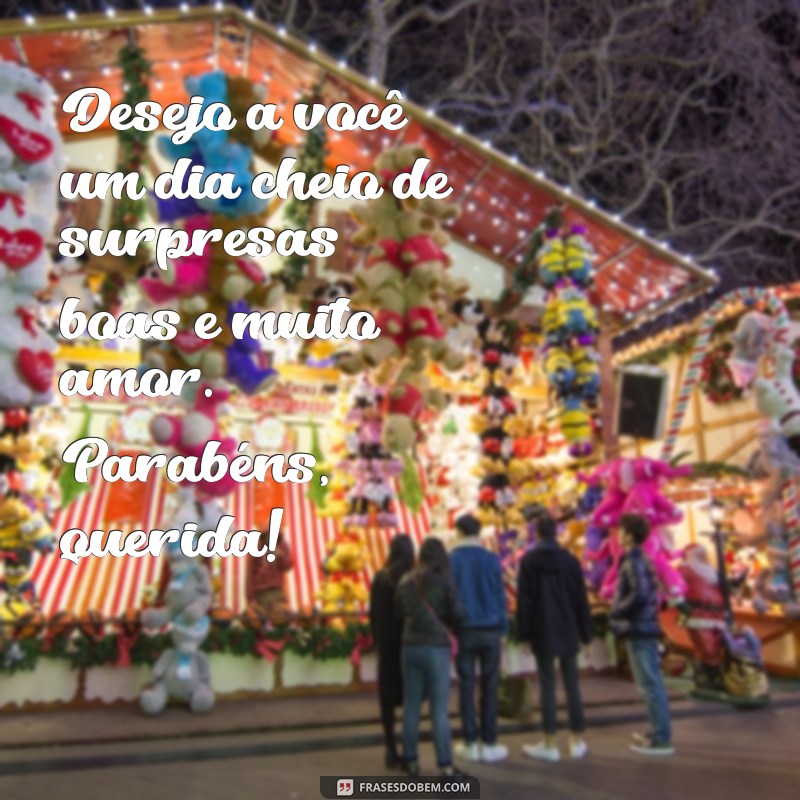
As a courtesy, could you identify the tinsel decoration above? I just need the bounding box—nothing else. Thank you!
[279,89,328,291]
[101,40,153,309]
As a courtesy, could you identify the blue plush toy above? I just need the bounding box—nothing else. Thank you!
[225,301,278,394]
[571,345,600,400]
[183,70,230,158]
[544,346,576,396]
[197,140,266,217]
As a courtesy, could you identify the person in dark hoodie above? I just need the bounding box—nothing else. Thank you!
[611,514,674,756]
[396,537,464,777]
[517,512,592,762]
[369,534,415,769]
[449,513,509,763]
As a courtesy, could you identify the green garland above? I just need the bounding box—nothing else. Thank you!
[279,90,328,292]
[101,41,152,309]
[496,206,563,313]
[0,619,373,675]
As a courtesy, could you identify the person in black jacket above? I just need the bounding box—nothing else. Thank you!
[396,537,464,777]
[516,513,592,762]
[369,534,415,769]
[611,514,674,756]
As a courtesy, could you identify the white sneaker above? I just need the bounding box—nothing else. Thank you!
[454,741,482,762]
[569,739,588,759]
[523,742,560,762]
[481,742,509,762]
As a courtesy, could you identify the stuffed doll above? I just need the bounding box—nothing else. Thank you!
[571,345,601,400]
[226,76,284,163]
[0,283,57,409]
[139,500,215,715]
[563,224,594,288]
[225,300,278,395]
[755,344,800,458]
[544,346,576,397]
[558,395,593,457]
[0,61,60,181]
[0,495,53,553]
[0,179,50,295]
[536,230,565,289]
[149,384,238,498]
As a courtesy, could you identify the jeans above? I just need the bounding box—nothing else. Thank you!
[534,653,585,735]
[626,638,672,745]
[402,645,453,767]
[456,628,502,744]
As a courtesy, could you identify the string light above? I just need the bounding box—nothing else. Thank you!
[105,5,116,18]
[61,69,72,80]
[66,8,77,19]
[143,4,153,15]
[180,2,189,12]
[214,1,224,11]
[338,59,346,68]
[246,7,255,18]
[24,14,35,25]
[277,24,287,36]
[101,66,111,76]
[309,41,318,52]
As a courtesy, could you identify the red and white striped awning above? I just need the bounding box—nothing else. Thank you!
[30,472,433,619]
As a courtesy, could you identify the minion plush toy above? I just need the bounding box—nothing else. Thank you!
[545,346,576,397]
[537,230,566,288]
[563,224,594,287]
[558,395,593,457]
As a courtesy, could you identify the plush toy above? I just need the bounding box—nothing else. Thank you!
[226,76,284,163]
[0,284,57,410]
[0,496,53,553]
[558,395,593,457]
[0,61,59,181]
[224,300,278,395]
[537,230,565,289]
[0,181,50,296]
[755,344,800,458]
[571,345,600,400]
[149,384,238,497]
[139,500,215,715]
[728,310,772,389]
[563,224,594,287]
[544,346,576,396]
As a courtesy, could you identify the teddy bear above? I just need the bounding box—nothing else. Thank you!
[755,344,800,457]
[149,383,238,498]
[226,76,286,164]
[382,378,444,455]
[0,282,57,410]
[224,300,278,395]
[139,500,215,715]
[0,61,60,182]
[0,177,50,296]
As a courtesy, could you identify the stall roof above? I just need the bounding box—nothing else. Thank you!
[0,5,717,335]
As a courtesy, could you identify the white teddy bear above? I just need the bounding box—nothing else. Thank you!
[755,344,800,456]
[0,173,51,297]
[0,61,60,182]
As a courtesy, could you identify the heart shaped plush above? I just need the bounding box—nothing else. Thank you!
[0,227,43,270]
[17,349,54,393]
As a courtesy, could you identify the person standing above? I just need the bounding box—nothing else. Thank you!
[611,514,674,756]
[449,513,509,763]
[369,534,415,769]
[517,513,592,762]
[246,535,293,623]
[396,537,464,777]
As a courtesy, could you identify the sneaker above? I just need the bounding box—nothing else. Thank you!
[440,765,468,777]
[569,739,588,759]
[630,738,675,757]
[523,742,561,762]
[630,731,651,747]
[405,760,420,776]
[454,741,482,762]
[481,742,509,763]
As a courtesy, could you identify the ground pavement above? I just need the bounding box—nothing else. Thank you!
[0,676,797,799]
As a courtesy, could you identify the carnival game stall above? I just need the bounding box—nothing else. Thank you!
[0,5,717,712]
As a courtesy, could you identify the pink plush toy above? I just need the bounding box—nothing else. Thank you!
[139,215,212,305]
[582,457,690,528]
[150,383,238,498]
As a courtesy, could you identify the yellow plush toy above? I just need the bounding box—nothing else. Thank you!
[0,497,53,552]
